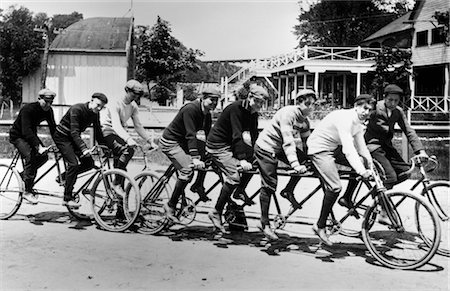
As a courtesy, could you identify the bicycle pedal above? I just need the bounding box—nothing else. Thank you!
[82,189,90,195]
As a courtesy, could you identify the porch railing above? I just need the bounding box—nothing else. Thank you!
[407,95,449,112]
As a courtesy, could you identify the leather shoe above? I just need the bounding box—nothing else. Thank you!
[260,224,278,241]
[208,210,227,233]
[163,203,180,224]
[190,184,210,202]
[312,223,333,246]
[338,197,354,209]
[377,208,391,226]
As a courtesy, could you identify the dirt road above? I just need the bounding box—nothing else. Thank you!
[1,161,449,290]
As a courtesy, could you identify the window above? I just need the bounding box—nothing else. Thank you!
[431,27,445,44]
[416,30,428,47]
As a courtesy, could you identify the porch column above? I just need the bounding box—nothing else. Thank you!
[277,77,282,108]
[343,74,347,108]
[303,74,307,89]
[331,75,335,107]
[409,72,415,112]
[285,76,289,107]
[224,76,229,104]
[445,63,449,112]
[314,72,319,97]
[356,72,361,97]
[294,75,298,105]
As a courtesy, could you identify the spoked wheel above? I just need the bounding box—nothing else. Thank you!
[417,182,450,257]
[273,214,287,230]
[91,169,141,232]
[0,164,23,219]
[136,171,172,235]
[330,180,372,237]
[362,190,441,270]
[66,189,94,221]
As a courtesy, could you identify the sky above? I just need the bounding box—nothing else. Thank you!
[1,0,303,61]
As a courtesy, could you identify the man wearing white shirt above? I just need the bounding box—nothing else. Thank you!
[101,80,154,193]
[307,94,374,246]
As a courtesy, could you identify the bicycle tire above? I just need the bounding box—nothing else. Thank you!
[362,190,441,270]
[91,169,141,232]
[0,164,23,219]
[331,180,372,237]
[417,181,449,257]
[135,171,173,235]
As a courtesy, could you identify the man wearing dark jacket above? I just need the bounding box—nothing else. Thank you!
[160,87,220,223]
[53,93,108,208]
[9,88,57,204]
[206,84,269,233]
[339,84,428,210]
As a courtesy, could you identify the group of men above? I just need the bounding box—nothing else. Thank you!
[10,80,154,209]
[10,79,426,245]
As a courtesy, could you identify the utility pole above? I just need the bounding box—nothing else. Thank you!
[34,19,60,89]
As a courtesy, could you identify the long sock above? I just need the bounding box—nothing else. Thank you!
[192,171,206,188]
[235,173,252,194]
[215,182,237,215]
[168,179,189,208]
[260,187,273,226]
[341,179,358,201]
[282,176,301,193]
[317,191,339,228]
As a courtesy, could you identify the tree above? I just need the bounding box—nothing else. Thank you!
[371,47,412,100]
[134,16,203,105]
[294,0,402,47]
[0,6,43,105]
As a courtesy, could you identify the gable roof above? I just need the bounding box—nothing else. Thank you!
[363,12,413,42]
[50,17,133,51]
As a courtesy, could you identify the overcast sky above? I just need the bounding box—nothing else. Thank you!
[1,0,302,61]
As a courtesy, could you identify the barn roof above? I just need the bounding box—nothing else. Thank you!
[50,17,133,51]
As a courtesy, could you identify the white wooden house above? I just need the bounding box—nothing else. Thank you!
[22,17,135,120]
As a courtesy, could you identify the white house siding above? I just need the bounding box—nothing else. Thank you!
[22,53,128,121]
[411,0,450,66]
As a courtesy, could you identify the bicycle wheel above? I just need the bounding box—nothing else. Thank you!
[331,180,372,237]
[418,182,449,257]
[0,164,23,219]
[362,190,441,270]
[136,171,172,235]
[91,169,141,232]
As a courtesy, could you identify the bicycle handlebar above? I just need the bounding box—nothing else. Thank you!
[402,154,438,176]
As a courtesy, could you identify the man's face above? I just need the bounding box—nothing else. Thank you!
[299,96,317,117]
[249,96,265,113]
[384,93,400,110]
[89,98,106,114]
[203,96,219,113]
[125,89,144,104]
[355,102,373,121]
[38,97,53,111]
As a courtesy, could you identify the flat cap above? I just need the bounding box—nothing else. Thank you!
[354,94,375,104]
[38,88,56,99]
[92,92,108,104]
[249,85,269,100]
[201,86,221,98]
[384,84,403,94]
[125,79,144,93]
[296,89,316,98]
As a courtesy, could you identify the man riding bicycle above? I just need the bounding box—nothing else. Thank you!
[53,93,108,208]
[100,80,156,194]
[9,88,57,204]
[161,86,220,223]
[254,89,317,240]
[206,84,269,233]
[307,94,374,246]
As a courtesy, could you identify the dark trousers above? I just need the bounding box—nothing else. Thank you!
[371,146,410,189]
[10,138,48,192]
[54,131,95,201]
[255,144,308,226]
[104,134,135,186]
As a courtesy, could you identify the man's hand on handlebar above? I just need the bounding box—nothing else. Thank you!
[360,169,372,180]
[294,165,308,174]
[239,160,253,171]
[127,138,138,147]
[192,158,206,170]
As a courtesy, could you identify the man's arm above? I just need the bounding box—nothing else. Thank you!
[397,107,424,154]
[280,112,302,171]
[69,106,89,152]
[20,106,41,149]
[338,124,367,175]
[183,109,200,158]
[229,109,249,160]
[130,105,151,142]
[47,109,57,138]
